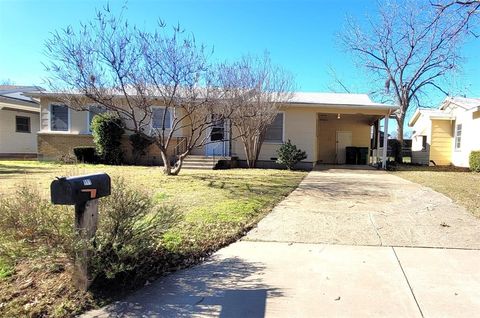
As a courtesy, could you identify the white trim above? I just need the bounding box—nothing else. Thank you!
[264,111,286,144]
[150,106,173,131]
[454,123,462,151]
[382,116,389,169]
[48,103,71,133]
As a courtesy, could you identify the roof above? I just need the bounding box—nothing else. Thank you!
[28,89,398,112]
[409,95,480,127]
[288,92,397,111]
[0,85,43,113]
[409,108,455,127]
[440,96,480,111]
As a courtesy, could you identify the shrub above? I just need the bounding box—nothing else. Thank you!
[91,113,125,165]
[89,177,181,283]
[73,147,97,163]
[0,185,74,257]
[276,140,307,170]
[470,151,480,172]
[129,133,153,164]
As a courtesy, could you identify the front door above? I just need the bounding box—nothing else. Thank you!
[336,131,352,164]
[205,115,229,156]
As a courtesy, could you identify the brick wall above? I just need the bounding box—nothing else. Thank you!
[37,133,183,165]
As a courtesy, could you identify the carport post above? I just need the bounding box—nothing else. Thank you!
[382,115,389,169]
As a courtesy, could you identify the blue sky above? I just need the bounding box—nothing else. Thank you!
[1,0,479,112]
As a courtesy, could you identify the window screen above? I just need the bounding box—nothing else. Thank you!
[51,104,69,131]
[455,124,462,150]
[265,113,284,142]
[16,116,30,133]
[152,108,171,129]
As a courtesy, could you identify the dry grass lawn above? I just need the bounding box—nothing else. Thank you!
[392,165,480,218]
[0,160,306,317]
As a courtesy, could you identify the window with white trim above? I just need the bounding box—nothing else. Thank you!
[265,113,284,142]
[50,104,69,131]
[455,123,462,150]
[152,107,172,129]
[89,105,107,131]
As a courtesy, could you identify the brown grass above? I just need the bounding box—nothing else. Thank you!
[392,165,480,217]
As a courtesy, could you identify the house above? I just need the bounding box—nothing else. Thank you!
[409,97,480,167]
[27,91,398,169]
[0,86,43,158]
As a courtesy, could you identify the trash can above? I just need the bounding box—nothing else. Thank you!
[357,147,369,165]
[345,147,357,164]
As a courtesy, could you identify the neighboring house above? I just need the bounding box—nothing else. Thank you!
[27,91,398,169]
[0,86,42,158]
[409,96,480,167]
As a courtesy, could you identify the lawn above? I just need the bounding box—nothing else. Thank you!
[392,165,480,218]
[0,160,306,317]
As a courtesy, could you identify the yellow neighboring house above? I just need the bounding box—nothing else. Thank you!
[27,91,398,169]
[0,86,42,158]
[409,97,480,167]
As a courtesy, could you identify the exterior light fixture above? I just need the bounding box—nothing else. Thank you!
[337,113,341,119]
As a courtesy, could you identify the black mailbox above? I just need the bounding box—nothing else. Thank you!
[51,173,111,205]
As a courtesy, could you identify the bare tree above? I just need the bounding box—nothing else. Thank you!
[433,1,479,36]
[341,0,468,162]
[44,6,221,175]
[216,54,294,168]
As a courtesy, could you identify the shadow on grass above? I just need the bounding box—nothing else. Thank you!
[91,256,282,318]
[395,164,471,173]
[0,164,56,175]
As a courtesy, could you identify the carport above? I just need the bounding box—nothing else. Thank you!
[314,104,396,168]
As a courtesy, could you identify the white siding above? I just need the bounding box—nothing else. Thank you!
[0,109,39,154]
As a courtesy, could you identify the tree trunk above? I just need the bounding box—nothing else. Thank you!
[171,151,190,176]
[159,148,172,175]
[395,116,405,163]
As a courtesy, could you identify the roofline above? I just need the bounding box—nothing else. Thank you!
[286,101,398,111]
[0,95,39,107]
[27,91,399,111]
[0,101,40,113]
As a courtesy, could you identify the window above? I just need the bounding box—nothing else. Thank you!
[50,104,69,131]
[265,113,284,143]
[455,123,462,150]
[88,105,107,131]
[15,116,31,133]
[152,107,171,129]
[421,136,427,150]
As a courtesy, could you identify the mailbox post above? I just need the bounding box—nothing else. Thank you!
[51,173,111,290]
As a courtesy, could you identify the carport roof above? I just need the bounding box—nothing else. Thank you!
[288,92,398,111]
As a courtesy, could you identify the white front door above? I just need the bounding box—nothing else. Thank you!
[336,131,352,164]
[205,116,230,156]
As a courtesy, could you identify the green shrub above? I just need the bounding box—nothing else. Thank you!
[129,133,153,164]
[91,113,125,165]
[276,139,307,170]
[89,178,181,283]
[470,151,480,172]
[73,147,97,163]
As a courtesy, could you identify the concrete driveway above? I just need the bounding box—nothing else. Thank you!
[83,167,480,318]
[248,167,480,248]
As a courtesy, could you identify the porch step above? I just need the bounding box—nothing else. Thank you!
[181,155,227,170]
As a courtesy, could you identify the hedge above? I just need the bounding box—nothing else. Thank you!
[470,151,480,172]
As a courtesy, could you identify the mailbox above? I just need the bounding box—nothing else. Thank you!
[51,173,111,205]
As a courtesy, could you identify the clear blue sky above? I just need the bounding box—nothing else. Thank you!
[1,0,479,110]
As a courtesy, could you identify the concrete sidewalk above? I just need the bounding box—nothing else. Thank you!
[82,168,480,317]
[83,241,480,318]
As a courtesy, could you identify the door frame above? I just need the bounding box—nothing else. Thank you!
[205,115,230,156]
